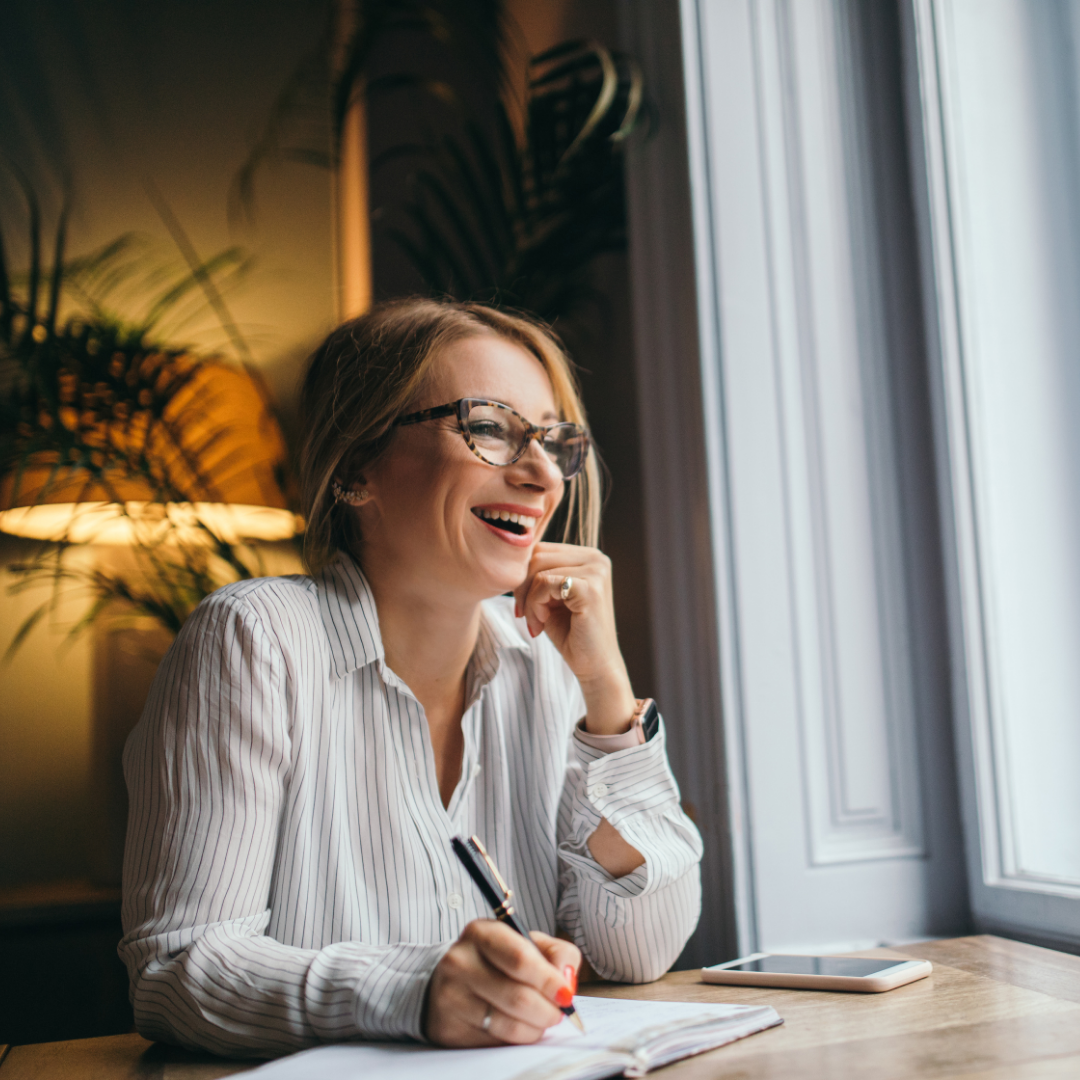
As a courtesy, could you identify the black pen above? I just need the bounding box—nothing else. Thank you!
[451,834,585,1033]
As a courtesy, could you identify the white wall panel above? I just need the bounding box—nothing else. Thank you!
[756,0,925,867]
[697,0,938,948]
[623,0,967,956]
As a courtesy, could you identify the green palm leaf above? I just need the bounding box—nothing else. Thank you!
[233,3,644,332]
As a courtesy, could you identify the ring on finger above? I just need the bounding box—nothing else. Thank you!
[481,1004,494,1033]
[560,576,573,602]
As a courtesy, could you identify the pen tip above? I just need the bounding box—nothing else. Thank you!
[569,1011,586,1033]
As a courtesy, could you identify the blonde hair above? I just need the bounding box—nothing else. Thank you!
[298,298,602,574]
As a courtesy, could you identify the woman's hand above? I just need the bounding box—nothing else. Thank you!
[514,543,636,734]
[515,544,646,877]
[424,921,581,1047]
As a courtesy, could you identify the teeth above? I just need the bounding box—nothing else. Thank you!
[478,508,537,530]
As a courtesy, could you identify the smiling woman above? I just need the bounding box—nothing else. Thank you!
[299,301,601,574]
[117,298,703,1058]
[338,331,577,607]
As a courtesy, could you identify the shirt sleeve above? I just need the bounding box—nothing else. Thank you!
[118,588,449,1058]
[555,695,704,983]
[573,717,643,751]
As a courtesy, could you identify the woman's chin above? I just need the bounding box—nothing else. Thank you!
[468,555,532,599]
[482,570,530,600]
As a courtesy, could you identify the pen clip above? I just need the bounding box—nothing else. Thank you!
[469,835,512,900]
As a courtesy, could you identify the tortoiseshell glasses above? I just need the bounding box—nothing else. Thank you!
[394,398,590,480]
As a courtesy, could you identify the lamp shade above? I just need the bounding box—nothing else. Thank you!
[0,355,300,545]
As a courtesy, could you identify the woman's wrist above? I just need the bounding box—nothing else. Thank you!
[578,666,637,735]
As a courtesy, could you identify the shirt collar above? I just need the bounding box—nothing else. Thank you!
[316,554,532,681]
[316,555,384,679]
[479,597,533,654]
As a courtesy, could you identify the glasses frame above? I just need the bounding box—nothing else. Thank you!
[394,398,590,480]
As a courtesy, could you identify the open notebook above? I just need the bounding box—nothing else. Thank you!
[251,996,782,1080]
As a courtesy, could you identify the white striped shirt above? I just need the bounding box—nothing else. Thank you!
[119,555,702,1058]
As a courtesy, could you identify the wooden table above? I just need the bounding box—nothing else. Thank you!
[3,936,1079,1079]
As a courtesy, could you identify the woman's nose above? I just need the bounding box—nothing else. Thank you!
[515,434,564,487]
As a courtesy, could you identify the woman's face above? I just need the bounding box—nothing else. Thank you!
[359,333,567,602]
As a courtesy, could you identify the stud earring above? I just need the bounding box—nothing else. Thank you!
[332,480,369,506]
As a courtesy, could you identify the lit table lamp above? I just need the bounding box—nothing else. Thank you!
[0,356,300,545]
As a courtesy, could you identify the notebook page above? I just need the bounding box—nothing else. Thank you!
[249,996,779,1080]
[544,996,776,1051]
[249,1040,622,1080]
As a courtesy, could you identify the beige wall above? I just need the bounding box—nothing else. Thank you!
[0,0,333,887]
[0,544,94,887]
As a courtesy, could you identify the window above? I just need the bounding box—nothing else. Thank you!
[622,0,967,962]
[910,0,1080,945]
[622,0,1079,962]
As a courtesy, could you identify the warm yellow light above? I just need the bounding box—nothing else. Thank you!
[0,501,301,545]
[1,360,299,547]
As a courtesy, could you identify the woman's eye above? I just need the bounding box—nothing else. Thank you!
[469,421,509,440]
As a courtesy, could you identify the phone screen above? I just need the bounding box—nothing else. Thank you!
[728,955,903,978]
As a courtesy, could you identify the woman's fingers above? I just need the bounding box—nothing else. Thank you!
[428,983,547,1048]
[530,931,582,1003]
[425,921,574,1046]
[512,542,633,719]
[520,571,593,637]
[513,543,604,619]
[473,999,549,1046]
[467,961,564,1032]
[530,930,582,978]
[464,921,572,1019]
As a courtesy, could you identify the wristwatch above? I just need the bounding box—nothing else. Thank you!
[631,698,660,744]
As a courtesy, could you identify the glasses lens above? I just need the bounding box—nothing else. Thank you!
[464,403,524,465]
[543,424,589,479]
[464,403,588,478]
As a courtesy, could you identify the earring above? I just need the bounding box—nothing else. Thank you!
[332,480,369,506]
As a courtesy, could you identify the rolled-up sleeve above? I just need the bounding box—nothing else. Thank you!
[118,590,448,1058]
[556,717,704,983]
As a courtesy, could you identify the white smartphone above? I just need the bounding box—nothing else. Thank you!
[701,953,932,993]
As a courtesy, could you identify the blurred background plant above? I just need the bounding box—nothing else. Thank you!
[0,165,297,657]
[234,0,646,343]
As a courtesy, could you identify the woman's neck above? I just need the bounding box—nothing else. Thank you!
[361,556,483,808]
[374,584,482,707]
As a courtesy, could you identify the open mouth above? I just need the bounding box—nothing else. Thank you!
[472,507,537,536]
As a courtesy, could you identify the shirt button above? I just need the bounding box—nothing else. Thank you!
[590,783,610,798]
[447,892,464,910]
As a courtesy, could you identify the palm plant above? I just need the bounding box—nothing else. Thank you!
[0,166,292,654]
[234,0,644,332]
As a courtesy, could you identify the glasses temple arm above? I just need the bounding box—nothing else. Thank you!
[394,403,459,427]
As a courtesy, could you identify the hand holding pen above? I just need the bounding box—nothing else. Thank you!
[422,837,583,1047]
[453,835,585,1033]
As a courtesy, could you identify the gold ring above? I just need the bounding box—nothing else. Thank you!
[560,576,573,601]
[482,1004,494,1032]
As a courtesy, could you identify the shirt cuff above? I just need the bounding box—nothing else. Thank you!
[573,717,643,752]
[572,720,681,829]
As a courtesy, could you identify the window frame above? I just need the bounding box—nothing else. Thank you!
[906,0,1080,948]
